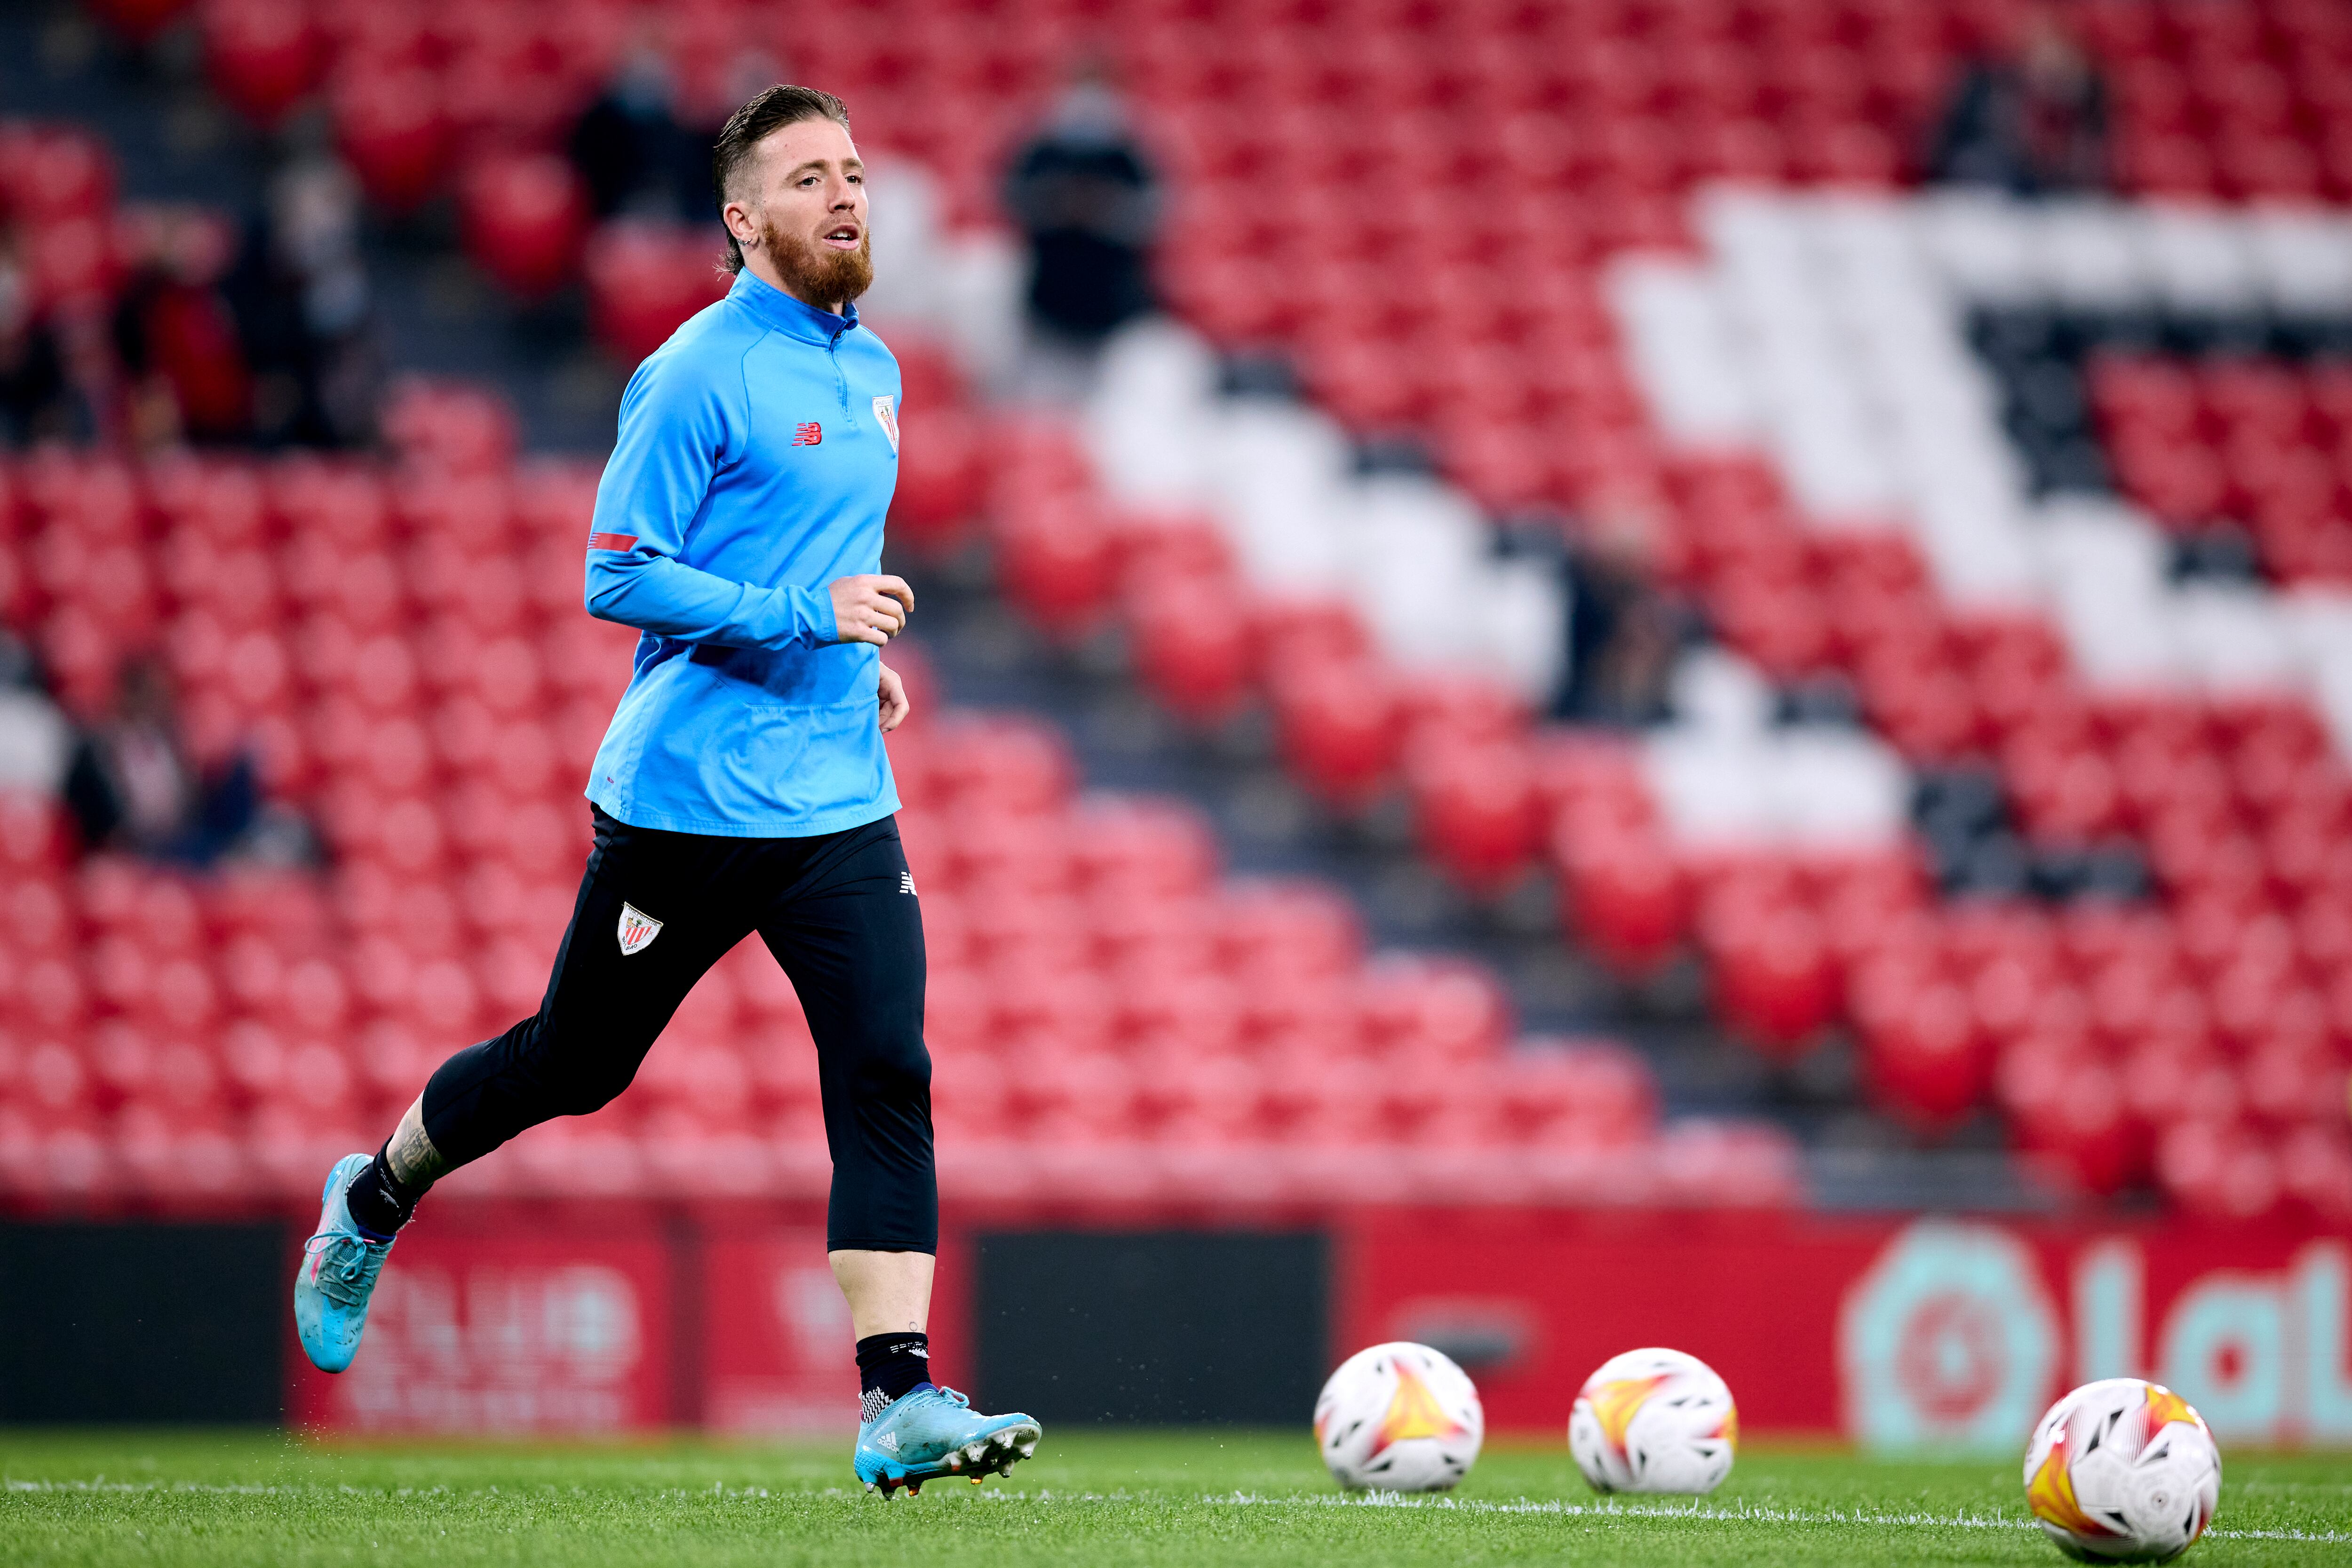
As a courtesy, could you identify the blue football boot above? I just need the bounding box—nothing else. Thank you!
[293,1153,397,1374]
[854,1384,1041,1497]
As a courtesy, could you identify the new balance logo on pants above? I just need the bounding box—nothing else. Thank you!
[899,871,917,895]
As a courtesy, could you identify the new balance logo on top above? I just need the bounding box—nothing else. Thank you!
[898,871,917,896]
[792,422,822,446]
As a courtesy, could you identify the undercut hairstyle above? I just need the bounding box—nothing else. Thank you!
[712,84,853,276]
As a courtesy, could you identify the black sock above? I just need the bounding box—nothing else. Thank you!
[856,1332,931,1420]
[342,1145,418,1240]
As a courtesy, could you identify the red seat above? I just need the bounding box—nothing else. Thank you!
[330,68,451,214]
[1406,736,1539,891]
[1072,796,1218,901]
[889,408,985,557]
[456,151,590,301]
[1557,827,1688,978]
[986,959,1115,1056]
[1127,574,1253,724]
[987,494,1119,642]
[1855,964,1985,1127]
[1271,654,1400,809]
[2278,1124,2352,1219]
[928,713,1073,817]
[2157,1119,2281,1219]
[201,0,324,127]
[1359,958,1511,1063]
[1703,893,1839,1060]
[583,221,732,364]
[1214,879,1363,983]
[1998,1037,2145,1195]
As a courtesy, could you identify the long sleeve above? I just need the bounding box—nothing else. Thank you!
[582,347,838,649]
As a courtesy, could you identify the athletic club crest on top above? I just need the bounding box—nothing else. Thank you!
[873,394,899,454]
[617,902,663,956]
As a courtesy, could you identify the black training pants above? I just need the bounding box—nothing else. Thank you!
[419,807,935,1253]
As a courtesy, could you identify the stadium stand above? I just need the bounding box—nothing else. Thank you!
[765,0,2352,1223]
[0,367,1799,1213]
[38,0,2352,1223]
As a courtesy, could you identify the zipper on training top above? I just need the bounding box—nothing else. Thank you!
[828,325,855,424]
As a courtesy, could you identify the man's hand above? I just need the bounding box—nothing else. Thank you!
[831,574,913,645]
[877,661,910,732]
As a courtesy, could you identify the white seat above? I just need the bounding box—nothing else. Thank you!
[1777,409,1901,520]
[1609,260,1758,445]
[1915,496,2045,609]
[1644,732,1780,849]
[1089,401,1209,508]
[1477,556,1567,705]
[0,690,71,792]
[857,155,946,322]
[2034,200,2151,310]
[1094,317,1220,415]
[1345,478,1492,674]
[1668,648,1774,739]
[2246,208,2352,315]
[2138,204,2262,314]
[1914,191,2041,305]
[1770,730,1910,848]
[931,232,1025,393]
[2174,585,2301,692]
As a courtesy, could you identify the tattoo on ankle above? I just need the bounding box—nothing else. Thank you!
[385,1101,448,1190]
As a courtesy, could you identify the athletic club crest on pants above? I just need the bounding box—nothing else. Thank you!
[617,902,663,955]
[873,394,899,454]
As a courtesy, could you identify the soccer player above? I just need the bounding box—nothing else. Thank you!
[293,85,1039,1496]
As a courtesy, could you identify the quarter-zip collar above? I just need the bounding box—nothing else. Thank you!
[728,266,861,346]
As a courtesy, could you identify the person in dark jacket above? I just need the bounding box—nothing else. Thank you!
[1928,3,2110,196]
[1003,64,1161,344]
[63,655,258,866]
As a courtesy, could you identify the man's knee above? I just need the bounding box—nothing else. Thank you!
[436,1013,647,1131]
[550,1057,641,1117]
[840,1013,930,1102]
[510,1012,645,1116]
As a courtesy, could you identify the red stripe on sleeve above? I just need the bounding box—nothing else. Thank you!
[587,532,640,551]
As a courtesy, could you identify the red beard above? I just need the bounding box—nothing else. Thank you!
[763,215,873,310]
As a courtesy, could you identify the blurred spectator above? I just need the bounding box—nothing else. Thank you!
[1003,62,1160,382]
[568,42,704,222]
[111,207,254,448]
[0,238,92,445]
[1927,3,2109,195]
[1553,518,1680,727]
[220,158,381,448]
[63,653,268,866]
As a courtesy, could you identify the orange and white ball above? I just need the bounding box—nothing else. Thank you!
[2024,1379,2220,1563]
[1568,1346,1738,1495]
[1314,1342,1484,1492]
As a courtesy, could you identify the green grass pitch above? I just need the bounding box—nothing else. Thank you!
[2,1429,2347,1567]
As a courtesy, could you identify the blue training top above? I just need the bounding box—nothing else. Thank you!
[580,267,903,838]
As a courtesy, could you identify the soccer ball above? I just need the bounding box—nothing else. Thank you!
[1568,1346,1737,1495]
[2024,1378,2221,1562]
[1313,1341,1483,1492]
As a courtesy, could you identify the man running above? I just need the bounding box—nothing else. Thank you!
[294,84,1038,1497]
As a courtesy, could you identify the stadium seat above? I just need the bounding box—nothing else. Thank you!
[458,152,588,301]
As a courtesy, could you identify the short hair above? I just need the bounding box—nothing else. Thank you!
[711,84,852,275]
